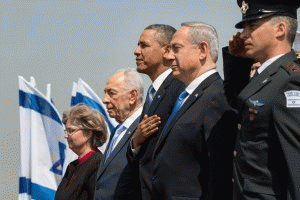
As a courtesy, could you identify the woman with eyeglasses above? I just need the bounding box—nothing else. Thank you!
[55,104,108,200]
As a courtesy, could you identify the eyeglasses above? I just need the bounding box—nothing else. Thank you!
[64,128,85,136]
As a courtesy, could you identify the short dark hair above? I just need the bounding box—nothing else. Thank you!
[144,24,176,46]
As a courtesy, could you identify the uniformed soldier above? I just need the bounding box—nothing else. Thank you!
[222,1,300,199]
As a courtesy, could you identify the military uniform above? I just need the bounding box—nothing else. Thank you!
[224,48,300,200]
[224,1,300,199]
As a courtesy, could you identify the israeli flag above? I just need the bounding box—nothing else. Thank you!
[18,76,74,200]
[71,79,118,153]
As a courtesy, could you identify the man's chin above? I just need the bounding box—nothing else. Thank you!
[108,112,117,119]
[136,66,146,74]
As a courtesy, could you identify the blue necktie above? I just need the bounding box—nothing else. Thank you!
[104,125,126,162]
[143,85,155,114]
[161,90,189,136]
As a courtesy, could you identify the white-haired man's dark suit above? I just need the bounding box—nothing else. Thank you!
[93,107,142,200]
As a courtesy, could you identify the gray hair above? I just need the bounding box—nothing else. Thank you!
[268,15,298,45]
[62,104,108,149]
[115,68,144,103]
[181,22,219,63]
[144,24,176,46]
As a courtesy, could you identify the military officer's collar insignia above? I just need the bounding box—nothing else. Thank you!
[287,64,300,73]
[248,98,265,107]
[241,0,249,15]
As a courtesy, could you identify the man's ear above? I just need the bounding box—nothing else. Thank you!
[129,89,138,105]
[162,45,171,57]
[275,21,286,40]
[198,41,209,60]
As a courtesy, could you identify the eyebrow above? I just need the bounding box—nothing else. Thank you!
[104,88,117,93]
[171,42,183,47]
[138,40,149,45]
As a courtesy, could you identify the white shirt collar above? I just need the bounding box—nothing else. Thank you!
[152,69,172,92]
[257,54,285,74]
[185,69,217,95]
[121,106,143,132]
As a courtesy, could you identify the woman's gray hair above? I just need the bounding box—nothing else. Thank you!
[181,22,219,63]
[62,104,108,149]
[116,68,144,103]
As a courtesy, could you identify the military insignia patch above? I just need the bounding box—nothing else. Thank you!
[248,98,265,107]
[284,90,300,108]
[287,64,300,73]
[241,0,249,14]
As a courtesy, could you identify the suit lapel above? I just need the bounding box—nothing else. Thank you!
[97,116,140,179]
[240,51,296,100]
[144,74,173,116]
[153,73,220,156]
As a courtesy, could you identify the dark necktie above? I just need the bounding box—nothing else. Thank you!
[143,85,155,114]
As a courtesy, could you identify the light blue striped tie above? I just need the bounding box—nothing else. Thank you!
[161,90,189,137]
[104,125,126,162]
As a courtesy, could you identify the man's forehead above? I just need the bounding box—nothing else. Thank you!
[140,29,156,40]
[171,27,190,45]
[105,73,124,88]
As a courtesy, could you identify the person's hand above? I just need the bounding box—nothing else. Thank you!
[249,62,261,78]
[131,115,161,149]
[228,32,247,58]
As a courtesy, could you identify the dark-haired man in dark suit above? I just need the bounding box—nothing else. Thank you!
[114,24,184,200]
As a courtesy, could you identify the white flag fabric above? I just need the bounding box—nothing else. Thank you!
[71,79,118,153]
[18,76,73,200]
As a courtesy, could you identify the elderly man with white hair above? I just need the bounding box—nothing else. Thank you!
[94,68,143,200]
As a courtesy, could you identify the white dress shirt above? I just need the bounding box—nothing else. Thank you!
[151,68,172,93]
[182,69,217,104]
[257,54,284,74]
[112,106,142,150]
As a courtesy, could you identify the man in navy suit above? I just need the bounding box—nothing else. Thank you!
[119,24,184,200]
[93,68,143,200]
[145,22,237,199]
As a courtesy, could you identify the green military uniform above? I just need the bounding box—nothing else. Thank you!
[224,1,300,199]
[223,48,300,200]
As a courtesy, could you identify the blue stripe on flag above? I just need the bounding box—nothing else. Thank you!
[75,93,115,132]
[19,90,62,124]
[70,96,77,106]
[19,177,56,200]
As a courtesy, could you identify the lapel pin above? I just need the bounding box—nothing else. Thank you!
[195,93,199,97]
[157,95,161,99]
[261,78,269,84]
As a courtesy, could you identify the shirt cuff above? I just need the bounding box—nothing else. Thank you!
[130,140,141,155]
